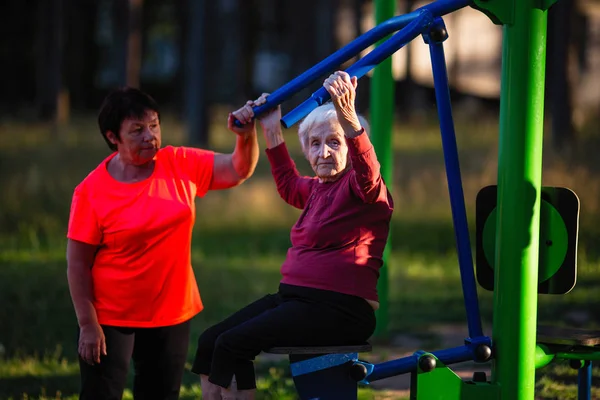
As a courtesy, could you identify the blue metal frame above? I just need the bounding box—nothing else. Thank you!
[290,353,358,376]
[424,17,484,339]
[232,0,473,127]
[232,0,497,388]
[281,11,432,128]
[357,15,491,385]
[579,361,592,400]
[288,352,367,400]
[365,336,491,383]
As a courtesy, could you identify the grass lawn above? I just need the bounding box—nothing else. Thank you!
[1,112,600,399]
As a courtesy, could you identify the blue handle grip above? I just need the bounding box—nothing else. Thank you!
[232,101,281,128]
[233,119,247,128]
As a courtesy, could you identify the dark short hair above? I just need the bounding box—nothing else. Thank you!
[97,87,161,151]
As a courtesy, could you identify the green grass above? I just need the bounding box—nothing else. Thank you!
[1,113,600,399]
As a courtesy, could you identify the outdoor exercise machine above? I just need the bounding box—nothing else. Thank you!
[236,0,600,398]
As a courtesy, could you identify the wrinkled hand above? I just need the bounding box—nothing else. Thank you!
[79,323,107,365]
[323,71,362,132]
[252,93,281,132]
[228,100,258,137]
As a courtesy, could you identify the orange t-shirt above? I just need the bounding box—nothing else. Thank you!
[67,145,214,328]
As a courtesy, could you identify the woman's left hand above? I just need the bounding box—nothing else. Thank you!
[323,71,362,132]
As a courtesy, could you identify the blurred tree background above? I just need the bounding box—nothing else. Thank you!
[2,0,600,399]
[1,0,596,148]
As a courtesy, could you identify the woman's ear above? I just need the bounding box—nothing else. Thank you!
[105,131,119,146]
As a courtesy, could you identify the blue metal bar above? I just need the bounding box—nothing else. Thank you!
[281,11,433,128]
[367,353,419,382]
[290,353,358,376]
[233,0,473,127]
[578,361,592,400]
[367,345,474,382]
[424,18,484,339]
[418,0,473,17]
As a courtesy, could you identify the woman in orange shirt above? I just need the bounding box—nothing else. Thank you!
[66,87,259,400]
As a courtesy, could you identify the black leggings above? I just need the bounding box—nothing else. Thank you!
[78,319,191,400]
[191,284,376,390]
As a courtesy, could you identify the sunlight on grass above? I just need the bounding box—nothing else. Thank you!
[536,373,600,400]
[401,256,462,280]
[393,118,499,152]
[0,249,67,263]
[0,357,77,378]
[191,253,284,270]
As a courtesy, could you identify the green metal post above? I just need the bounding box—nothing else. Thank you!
[370,0,395,338]
[491,1,549,398]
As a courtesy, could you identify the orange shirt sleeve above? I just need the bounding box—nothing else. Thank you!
[67,184,102,245]
[176,146,215,197]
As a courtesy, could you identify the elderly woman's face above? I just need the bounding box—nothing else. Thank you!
[305,120,348,182]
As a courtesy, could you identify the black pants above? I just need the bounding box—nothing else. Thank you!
[78,319,191,400]
[191,284,376,390]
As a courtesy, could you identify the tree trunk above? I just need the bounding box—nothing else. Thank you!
[127,0,144,88]
[65,0,98,110]
[402,0,428,121]
[547,0,575,151]
[315,0,337,62]
[35,0,65,123]
[286,0,318,95]
[183,0,209,146]
[113,0,143,88]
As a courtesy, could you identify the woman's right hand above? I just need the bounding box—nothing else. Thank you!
[229,100,258,137]
[78,322,107,365]
[252,93,282,131]
[237,93,284,149]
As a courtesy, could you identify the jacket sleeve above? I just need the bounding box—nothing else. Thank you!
[265,143,315,209]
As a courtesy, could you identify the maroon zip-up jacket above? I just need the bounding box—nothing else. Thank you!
[265,131,394,301]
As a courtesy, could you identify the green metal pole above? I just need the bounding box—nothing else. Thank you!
[492,1,548,398]
[370,0,395,338]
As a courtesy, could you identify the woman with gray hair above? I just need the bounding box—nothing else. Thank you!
[191,70,394,400]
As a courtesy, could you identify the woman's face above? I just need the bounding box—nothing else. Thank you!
[108,110,161,165]
[305,119,348,183]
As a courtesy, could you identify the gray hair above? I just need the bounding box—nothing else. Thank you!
[297,103,370,152]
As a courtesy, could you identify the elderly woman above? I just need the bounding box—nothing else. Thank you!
[66,87,259,399]
[191,71,394,399]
